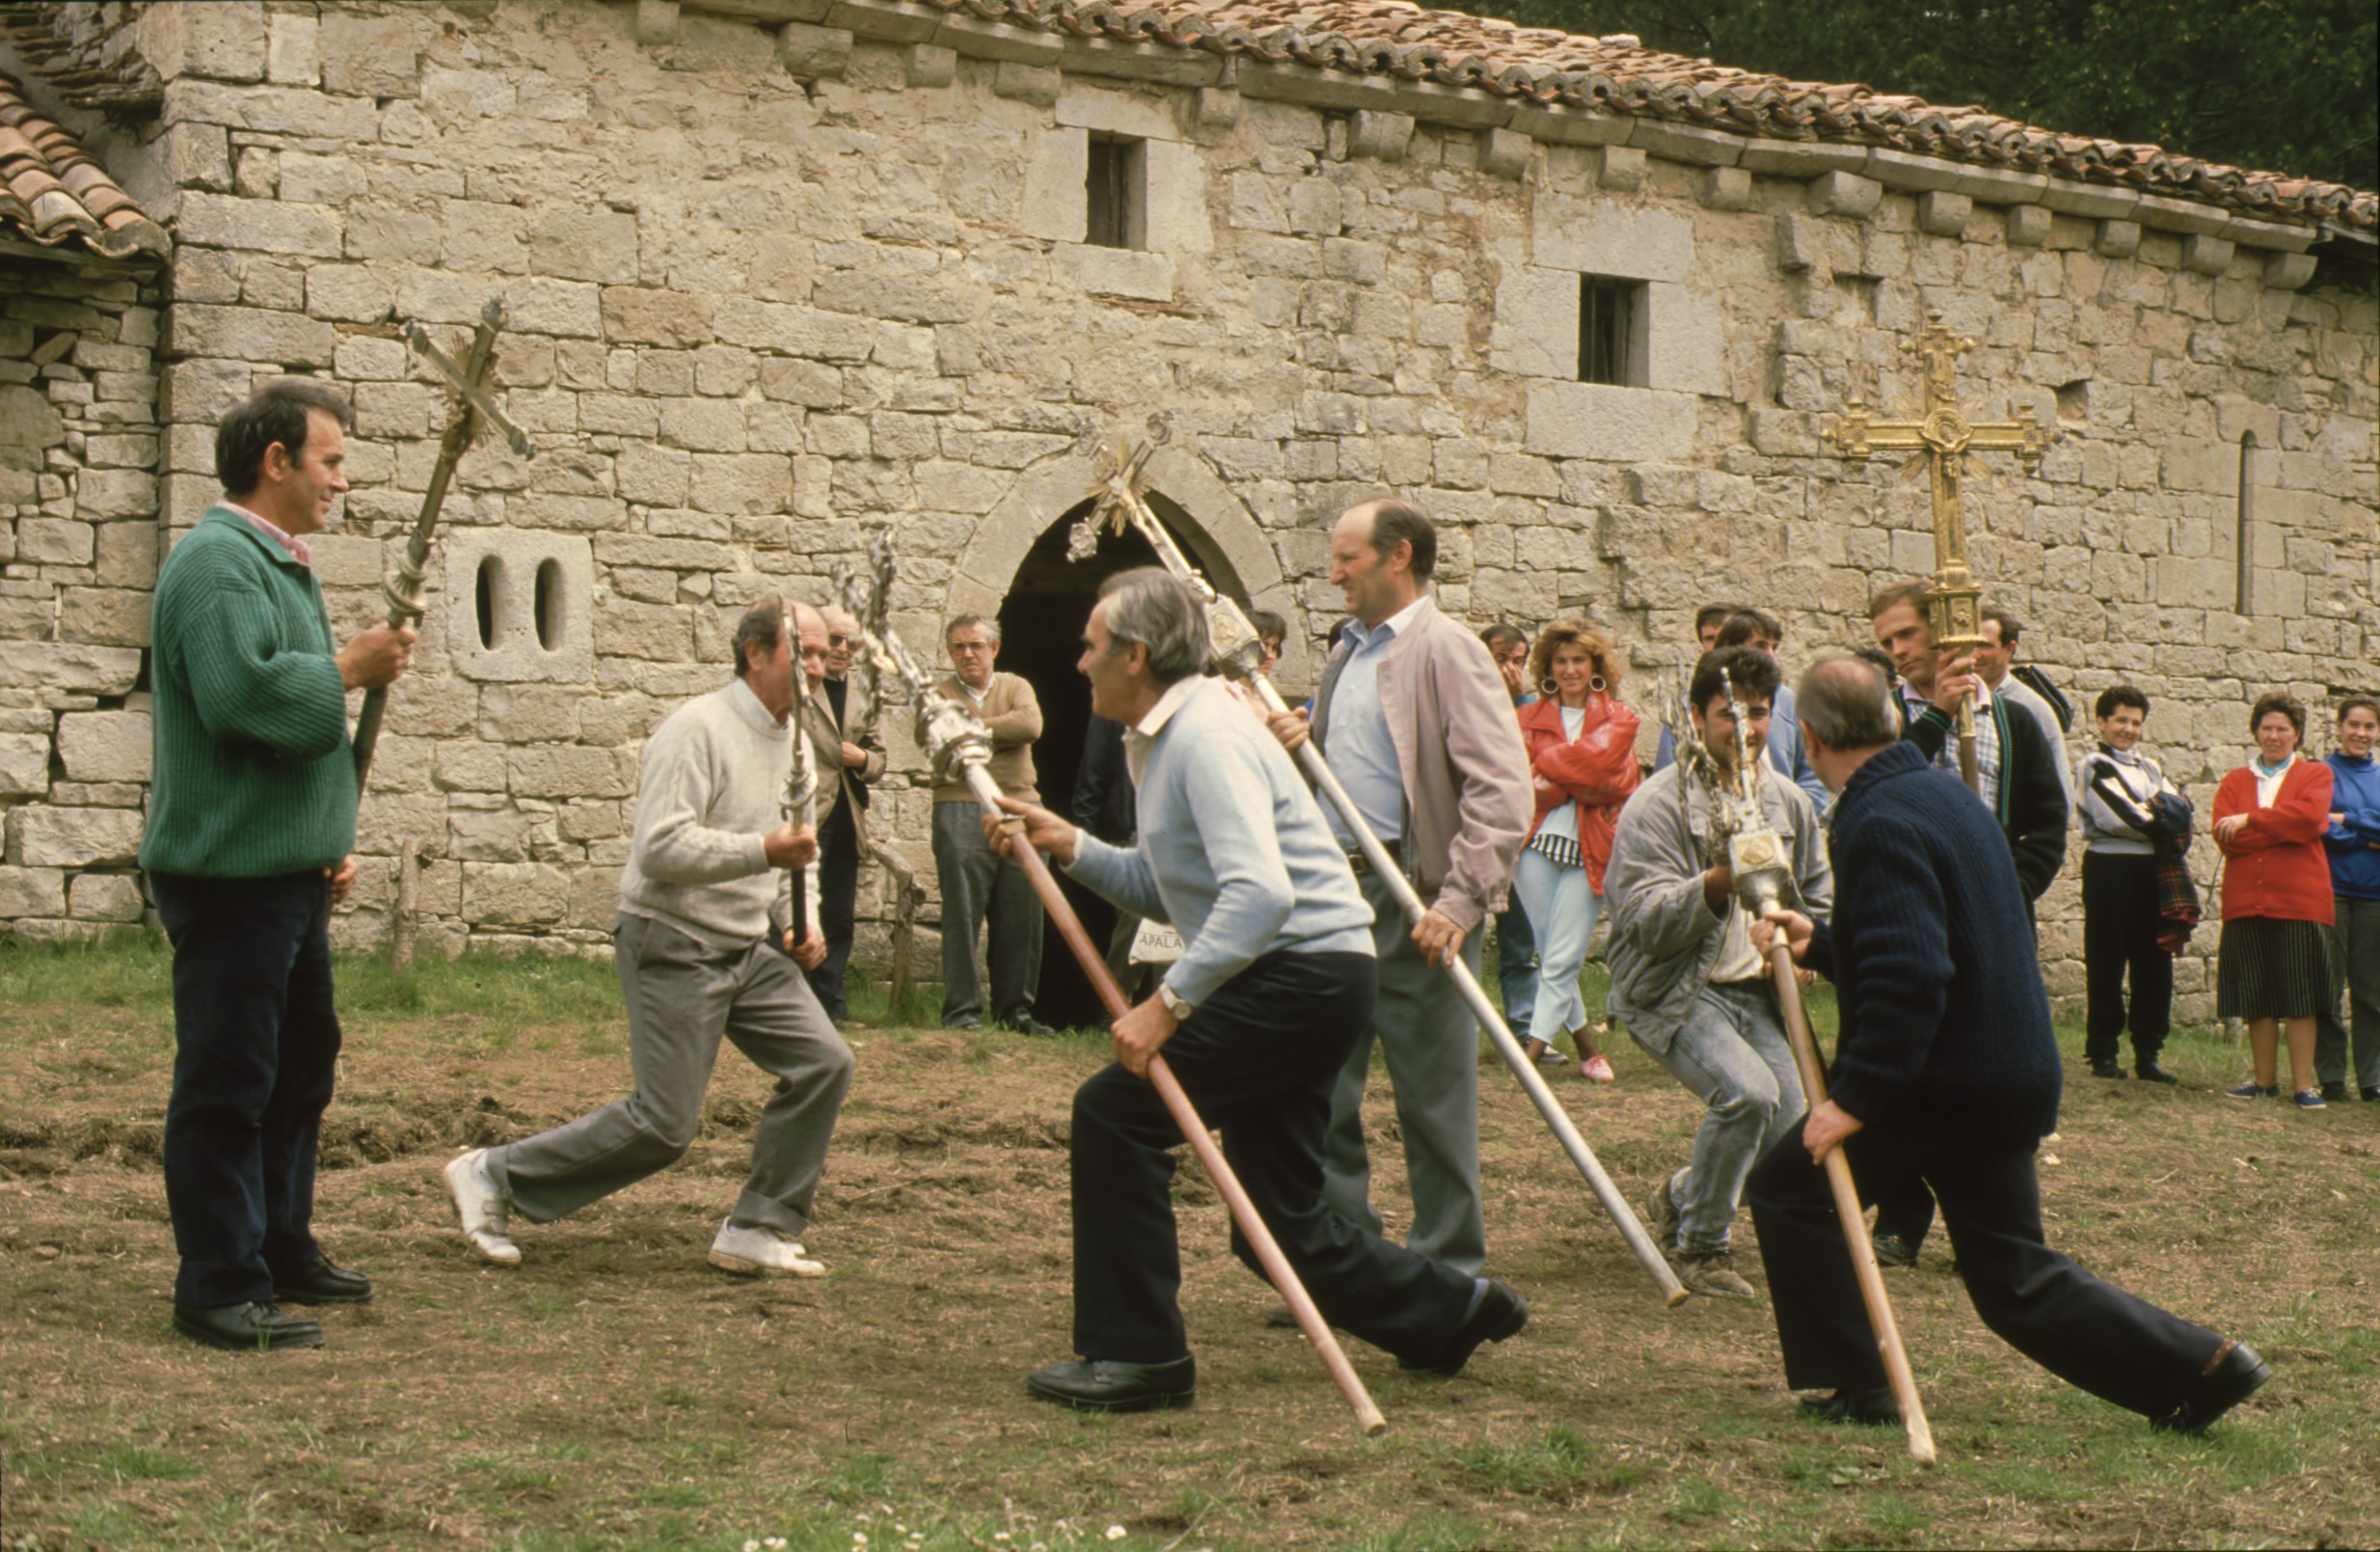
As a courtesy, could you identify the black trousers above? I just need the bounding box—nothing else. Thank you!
[803,796,861,1021]
[1069,950,1474,1365]
[151,870,343,1309]
[2083,852,2173,1065]
[1747,1124,2225,1416]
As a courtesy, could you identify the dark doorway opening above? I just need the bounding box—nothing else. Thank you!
[991,496,1240,1030]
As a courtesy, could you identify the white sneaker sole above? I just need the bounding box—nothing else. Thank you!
[707,1248,825,1279]
[444,1154,522,1266]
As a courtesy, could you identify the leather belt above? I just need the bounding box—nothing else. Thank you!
[1344,851,1370,876]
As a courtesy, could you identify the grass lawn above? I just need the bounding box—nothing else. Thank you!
[1,936,2373,1550]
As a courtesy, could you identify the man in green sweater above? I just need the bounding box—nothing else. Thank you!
[143,379,415,1352]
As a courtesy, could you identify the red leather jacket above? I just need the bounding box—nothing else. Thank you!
[1518,695,1641,892]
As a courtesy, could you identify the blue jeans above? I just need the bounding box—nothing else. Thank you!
[1512,848,1601,1045]
[1494,897,1536,1042]
[1635,980,1805,1255]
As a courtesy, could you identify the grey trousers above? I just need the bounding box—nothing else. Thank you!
[2315,896,2380,1089]
[933,800,1044,1026]
[1321,869,1487,1277]
[1633,980,1806,1256]
[491,913,854,1238]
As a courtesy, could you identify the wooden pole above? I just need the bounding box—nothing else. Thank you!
[391,834,419,970]
[1768,941,1936,1466]
[968,765,1388,1438]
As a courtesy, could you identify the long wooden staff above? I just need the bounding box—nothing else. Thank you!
[1073,443,1688,1307]
[1767,941,1936,1466]
[834,558,1387,1437]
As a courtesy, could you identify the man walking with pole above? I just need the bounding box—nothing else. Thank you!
[145,380,415,1350]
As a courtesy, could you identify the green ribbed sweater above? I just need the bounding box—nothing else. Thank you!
[139,506,357,878]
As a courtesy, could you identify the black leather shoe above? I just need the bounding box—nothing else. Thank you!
[2362,1086,2380,1103]
[173,1301,325,1352]
[2090,1058,2127,1080]
[2319,1080,2349,1103]
[1403,1278,1529,1376]
[273,1254,373,1305]
[1026,1355,1195,1413]
[1006,1015,1060,1037]
[1870,1232,1919,1269]
[2135,1062,2179,1085]
[1799,1387,1900,1425]
[2152,1339,2271,1433]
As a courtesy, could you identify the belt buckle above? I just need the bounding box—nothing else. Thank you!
[1345,851,1368,875]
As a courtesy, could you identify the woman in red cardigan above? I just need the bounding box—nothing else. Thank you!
[1513,619,1640,1080]
[2214,693,2337,1108]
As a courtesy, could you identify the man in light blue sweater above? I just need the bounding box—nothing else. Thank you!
[991,569,1528,1415]
[444,599,852,1278]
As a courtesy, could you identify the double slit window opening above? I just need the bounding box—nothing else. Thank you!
[473,552,568,652]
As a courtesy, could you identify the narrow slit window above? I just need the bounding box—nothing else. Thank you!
[1086,135,1147,251]
[1579,276,1646,386]
[533,558,562,651]
[474,555,501,649]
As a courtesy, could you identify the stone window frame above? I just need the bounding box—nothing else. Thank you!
[1021,85,1212,303]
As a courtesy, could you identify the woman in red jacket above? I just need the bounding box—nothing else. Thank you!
[2214,693,2337,1109]
[1513,620,1640,1080]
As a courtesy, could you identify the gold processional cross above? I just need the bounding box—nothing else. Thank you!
[1824,312,2059,790]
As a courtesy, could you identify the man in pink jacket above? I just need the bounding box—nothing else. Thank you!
[1270,498,1532,1278]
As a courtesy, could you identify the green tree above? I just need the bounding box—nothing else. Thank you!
[1440,0,2376,191]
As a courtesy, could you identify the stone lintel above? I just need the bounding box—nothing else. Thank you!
[1736,139,1869,177]
[1057,38,1222,87]
[1378,82,1513,130]
[1236,62,1394,112]
[2133,194,2231,238]
[2040,177,2139,220]
[1863,149,2047,204]
[1057,84,1183,142]
[1628,121,1742,166]
[1506,105,1635,148]
[821,0,942,45]
[2220,215,2315,254]
[933,14,1062,67]
[687,0,833,21]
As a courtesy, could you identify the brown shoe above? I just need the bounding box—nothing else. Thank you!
[1675,1249,1758,1302]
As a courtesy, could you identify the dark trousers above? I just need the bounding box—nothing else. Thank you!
[1747,1125,2226,1416]
[1495,896,1536,1043]
[152,870,342,1309]
[933,800,1043,1025]
[803,797,861,1021]
[1069,950,1474,1365]
[2315,897,2380,1090]
[2083,851,2173,1065]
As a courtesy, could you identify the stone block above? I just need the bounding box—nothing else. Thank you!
[1488,266,1578,379]
[266,12,319,85]
[504,278,604,338]
[1806,172,1881,221]
[777,21,853,75]
[0,642,142,697]
[1349,111,1415,163]
[8,805,145,868]
[1598,146,1645,191]
[2264,252,2318,290]
[993,61,1061,106]
[304,263,393,322]
[1643,283,1725,395]
[507,746,633,800]
[1736,140,1870,177]
[0,732,45,797]
[17,517,94,564]
[317,10,431,95]
[1774,210,1828,275]
[444,531,595,684]
[1144,140,1212,253]
[160,80,381,141]
[1054,245,1175,303]
[0,866,65,918]
[1479,128,1532,181]
[165,304,335,367]
[140,1,265,83]
[156,123,231,193]
[54,712,150,783]
[478,686,583,743]
[57,588,149,648]
[74,469,155,522]
[1196,86,1240,136]
[1629,121,1741,166]
[2040,178,2138,221]
[1508,105,1635,148]
[1020,127,1089,244]
[691,452,794,514]
[530,209,640,286]
[2006,204,2052,248]
[1699,166,1751,211]
[68,874,145,923]
[1523,382,1696,461]
[175,191,341,259]
[462,861,570,926]
[2096,219,2142,259]
[2182,234,2234,276]
[715,299,875,361]
[1532,199,1691,282]
[1916,190,1972,238]
[907,42,957,86]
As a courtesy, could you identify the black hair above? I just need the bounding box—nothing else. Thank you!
[215,378,352,497]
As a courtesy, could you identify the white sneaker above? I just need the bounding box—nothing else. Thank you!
[444,1148,521,1266]
[708,1219,825,1278]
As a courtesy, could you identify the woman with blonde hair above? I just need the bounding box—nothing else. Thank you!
[1513,619,1640,1080]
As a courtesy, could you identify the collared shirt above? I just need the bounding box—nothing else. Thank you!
[1899,679,2001,806]
[1323,593,1429,847]
[221,500,311,566]
[957,677,989,707]
[2252,753,2294,808]
[1123,673,1203,789]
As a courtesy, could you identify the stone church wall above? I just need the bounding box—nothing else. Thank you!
[1,0,2371,1020]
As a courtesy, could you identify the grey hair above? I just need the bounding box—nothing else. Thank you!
[1096,566,1210,686]
[946,613,1001,646]
[1797,652,1901,751]
[732,596,787,679]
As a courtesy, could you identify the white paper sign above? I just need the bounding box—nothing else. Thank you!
[1128,918,1185,965]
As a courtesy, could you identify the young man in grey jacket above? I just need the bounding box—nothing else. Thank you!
[993,569,1527,1414]
[1604,647,1832,1300]
[443,599,853,1278]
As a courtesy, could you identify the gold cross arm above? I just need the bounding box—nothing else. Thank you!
[1825,400,2052,471]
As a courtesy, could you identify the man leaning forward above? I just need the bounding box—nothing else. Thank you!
[445,600,852,1277]
[991,570,1528,1414]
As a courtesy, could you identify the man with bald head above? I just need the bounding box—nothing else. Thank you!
[1269,498,1532,1279]
[444,597,855,1278]
[797,604,888,1022]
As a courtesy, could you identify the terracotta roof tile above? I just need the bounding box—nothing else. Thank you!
[914,0,2378,231]
[0,73,168,261]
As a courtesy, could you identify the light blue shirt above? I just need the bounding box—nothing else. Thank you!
[1321,595,1427,848]
[1067,676,1374,1009]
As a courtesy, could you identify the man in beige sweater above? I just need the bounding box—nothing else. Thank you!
[933,613,1050,1032]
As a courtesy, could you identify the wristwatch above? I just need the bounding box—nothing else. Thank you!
[1158,983,1194,1022]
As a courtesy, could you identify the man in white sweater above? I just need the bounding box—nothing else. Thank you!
[443,599,854,1277]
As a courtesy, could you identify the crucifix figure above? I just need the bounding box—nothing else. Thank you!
[1825,312,2057,792]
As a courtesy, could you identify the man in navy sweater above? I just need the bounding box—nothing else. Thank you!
[1746,655,2266,1433]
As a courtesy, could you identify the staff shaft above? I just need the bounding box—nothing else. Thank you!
[961,761,1388,1438]
[1768,941,1936,1465]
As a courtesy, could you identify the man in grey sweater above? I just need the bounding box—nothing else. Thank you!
[443,599,854,1277]
[991,569,1528,1414]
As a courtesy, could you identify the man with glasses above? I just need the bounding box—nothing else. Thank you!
[797,605,886,1023]
[931,614,1051,1032]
